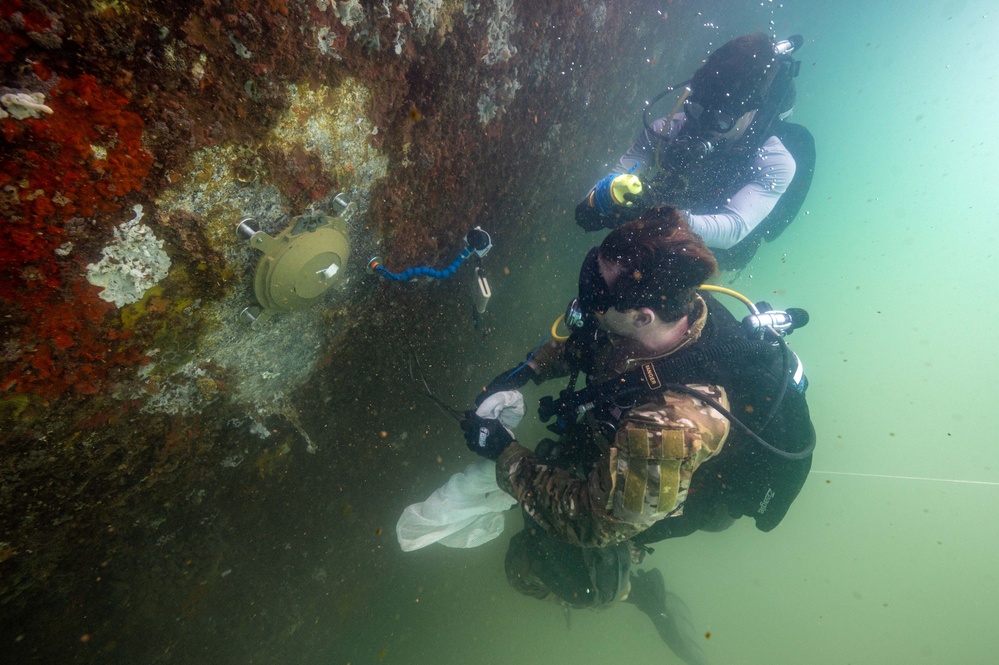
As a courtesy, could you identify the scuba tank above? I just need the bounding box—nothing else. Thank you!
[542,256,815,536]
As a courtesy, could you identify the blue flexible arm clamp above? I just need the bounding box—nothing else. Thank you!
[368,227,492,282]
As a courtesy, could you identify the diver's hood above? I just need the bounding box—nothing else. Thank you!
[578,247,613,316]
[658,35,805,161]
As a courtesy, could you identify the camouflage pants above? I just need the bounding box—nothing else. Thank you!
[504,517,631,609]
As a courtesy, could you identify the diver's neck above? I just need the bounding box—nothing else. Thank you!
[623,316,691,357]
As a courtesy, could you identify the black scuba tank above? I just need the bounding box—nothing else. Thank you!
[625,293,815,541]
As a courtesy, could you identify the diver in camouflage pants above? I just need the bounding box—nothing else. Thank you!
[462,208,815,665]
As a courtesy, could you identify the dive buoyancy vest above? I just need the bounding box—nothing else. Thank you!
[649,135,754,213]
[552,293,815,540]
[649,121,816,272]
[710,121,816,271]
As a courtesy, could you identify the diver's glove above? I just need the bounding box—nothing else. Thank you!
[474,365,536,406]
[575,173,647,231]
[593,173,645,213]
[575,199,610,232]
[461,412,515,461]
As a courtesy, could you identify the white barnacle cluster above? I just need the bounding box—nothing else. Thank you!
[476,75,520,126]
[140,361,216,416]
[317,26,340,58]
[336,0,365,28]
[228,32,253,59]
[393,23,406,55]
[86,205,172,307]
[477,83,498,125]
[590,1,607,30]
[0,92,53,120]
[482,0,518,65]
[412,0,442,36]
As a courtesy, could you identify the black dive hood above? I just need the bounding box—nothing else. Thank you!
[732,35,803,155]
[577,248,611,313]
[642,34,804,160]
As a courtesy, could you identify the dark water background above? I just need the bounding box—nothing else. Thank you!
[6,1,998,664]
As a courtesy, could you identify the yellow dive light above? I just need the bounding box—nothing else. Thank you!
[609,174,643,206]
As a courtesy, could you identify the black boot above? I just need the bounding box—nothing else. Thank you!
[626,568,711,665]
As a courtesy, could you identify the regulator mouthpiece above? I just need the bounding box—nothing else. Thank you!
[670,135,715,164]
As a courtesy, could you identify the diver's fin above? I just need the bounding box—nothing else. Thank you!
[626,568,710,665]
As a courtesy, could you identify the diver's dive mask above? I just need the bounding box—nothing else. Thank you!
[576,248,616,316]
[660,99,737,168]
[682,99,738,134]
[562,247,616,332]
[574,246,673,324]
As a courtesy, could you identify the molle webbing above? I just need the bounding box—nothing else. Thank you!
[621,428,686,515]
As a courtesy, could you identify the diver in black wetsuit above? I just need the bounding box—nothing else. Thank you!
[576,32,816,271]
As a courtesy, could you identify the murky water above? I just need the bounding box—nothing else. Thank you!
[366,3,999,665]
[5,1,998,664]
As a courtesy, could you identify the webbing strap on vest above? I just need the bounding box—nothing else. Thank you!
[622,428,649,514]
[620,428,686,515]
[657,430,685,512]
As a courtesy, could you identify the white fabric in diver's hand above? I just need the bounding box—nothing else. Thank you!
[475,389,525,429]
[395,390,523,551]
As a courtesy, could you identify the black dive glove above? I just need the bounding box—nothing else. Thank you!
[575,199,610,232]
[474,365,536,406]
[461,412,515,461]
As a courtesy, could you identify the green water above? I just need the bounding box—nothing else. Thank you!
[357,3,999,665]
[11,2,989,663]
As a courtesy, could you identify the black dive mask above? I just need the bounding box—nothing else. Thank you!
[576,246,669,320]
[683,99,738,134]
